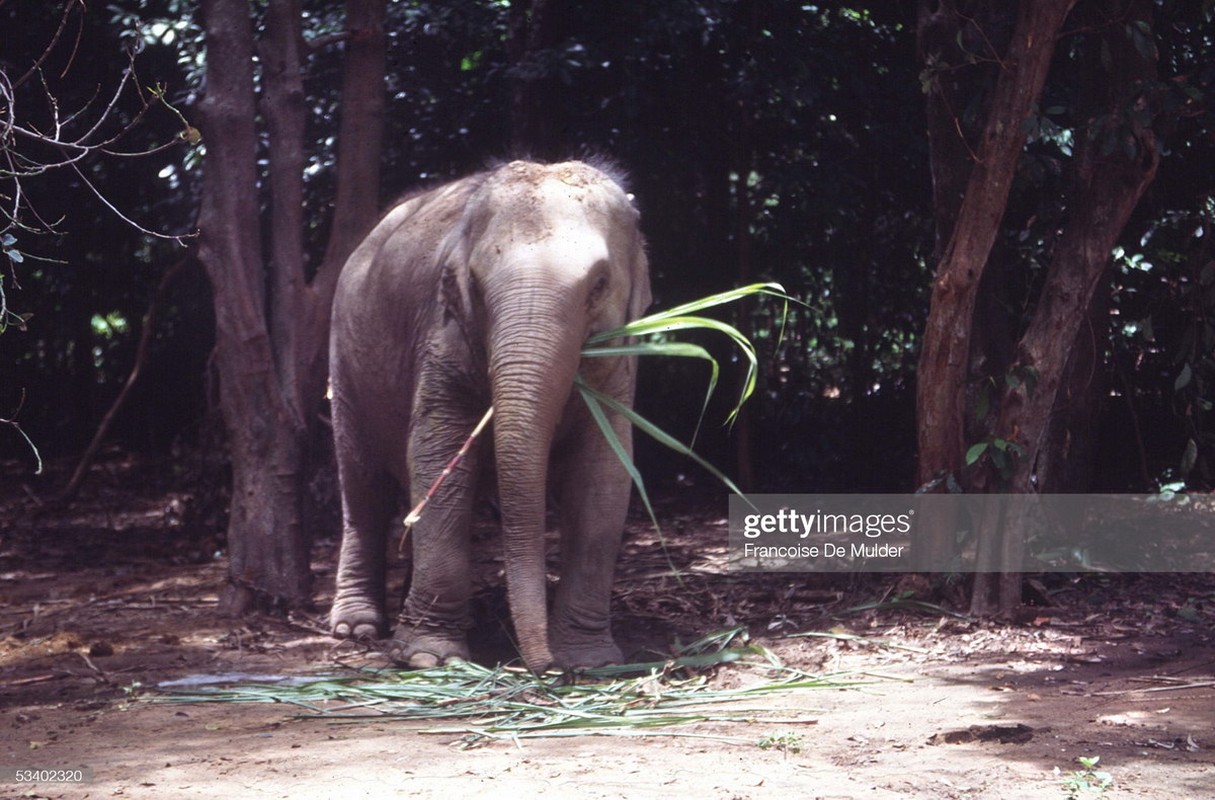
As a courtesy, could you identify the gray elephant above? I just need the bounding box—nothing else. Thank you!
[327,160,651,671]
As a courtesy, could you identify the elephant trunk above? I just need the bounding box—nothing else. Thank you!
[485,281,586,671]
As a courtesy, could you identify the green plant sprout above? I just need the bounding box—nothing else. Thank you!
[1058,755,1114,800]
[757,731,804,755]
[148,82,201,144]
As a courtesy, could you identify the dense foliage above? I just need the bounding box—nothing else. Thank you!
[1,1,1212,497]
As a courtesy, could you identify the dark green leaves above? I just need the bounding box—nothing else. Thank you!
[964,437,1026,482]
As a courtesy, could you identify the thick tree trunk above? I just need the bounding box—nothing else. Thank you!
[916,1,1011,262]
[916,0,1075,484]
[914,1,1075,575]
[321,0,386,278]
[916,0,1160,613]
[197,0,385,614]
[220,391,313,612]
[970,0,1160,614]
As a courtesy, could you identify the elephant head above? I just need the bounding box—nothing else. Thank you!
[457,162,650,668]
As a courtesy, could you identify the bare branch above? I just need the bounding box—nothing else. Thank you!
[1,19,194,244]
[69,162,195,243]
[1,390,42,474]
[12,0,84,90]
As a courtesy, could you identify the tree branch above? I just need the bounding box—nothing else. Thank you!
[1,390,41,474]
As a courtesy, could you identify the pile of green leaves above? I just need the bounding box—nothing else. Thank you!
[153,628,873,748]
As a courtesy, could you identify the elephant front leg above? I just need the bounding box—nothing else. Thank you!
[549,411,632,668]
[388,415,480,668]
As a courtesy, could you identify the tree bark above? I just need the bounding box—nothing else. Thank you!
[916,1,1012,261]
[914,1,1075,576]
[196,0,385,614]
[917,1,1076,488]
[970,0,1160,614]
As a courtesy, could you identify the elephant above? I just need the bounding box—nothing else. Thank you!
[327,160,651,672]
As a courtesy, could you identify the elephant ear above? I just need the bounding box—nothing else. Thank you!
[437,225,476,330]
[437,175,497,330]
[627,230,652,324]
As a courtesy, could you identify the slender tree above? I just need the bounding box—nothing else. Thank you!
[916,0,1163,613]
[195,0,385,613]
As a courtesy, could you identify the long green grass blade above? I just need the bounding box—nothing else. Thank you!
[577,383,659,528]
[576,381,685,582]
[579,340,715,361]
[603,314,758,426]
[576,380,750,502]
[642,282,792,322]
[584,282,792,344]
[582,339,719,446]
[582,282,795,428]
[569,283,799,518]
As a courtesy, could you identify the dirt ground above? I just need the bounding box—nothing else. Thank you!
[2,456,1214,800]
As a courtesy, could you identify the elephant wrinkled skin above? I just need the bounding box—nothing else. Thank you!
[328,160,651,671]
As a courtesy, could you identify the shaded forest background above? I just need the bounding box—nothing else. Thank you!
[2,1,1213,562]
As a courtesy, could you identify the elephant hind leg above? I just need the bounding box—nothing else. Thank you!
[330,464,398,640]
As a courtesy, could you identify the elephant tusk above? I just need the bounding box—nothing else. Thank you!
[399,406,495,553]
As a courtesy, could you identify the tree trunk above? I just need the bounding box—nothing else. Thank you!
[916,0,1162,614]
[914,1,1075,574]
[916,1,1012,262]
[970,0,1161,614]
[196,0,385,614]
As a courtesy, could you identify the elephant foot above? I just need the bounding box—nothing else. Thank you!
[386,624,470,669]
[329,597,385,641]
[550,628,623,669]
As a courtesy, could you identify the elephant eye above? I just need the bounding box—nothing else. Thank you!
[588,271,609,307]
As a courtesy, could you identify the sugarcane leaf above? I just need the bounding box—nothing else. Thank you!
[576,379,750,503]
